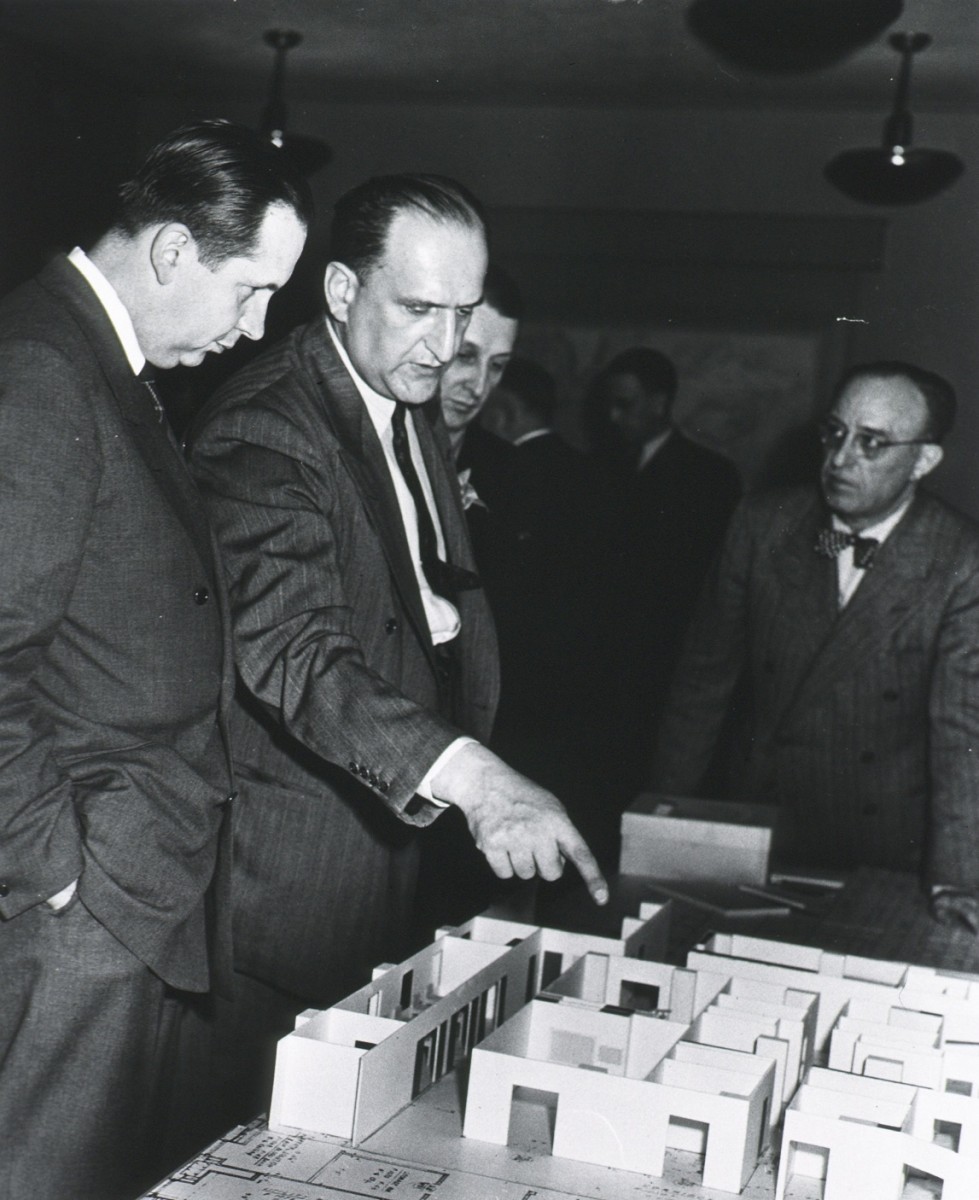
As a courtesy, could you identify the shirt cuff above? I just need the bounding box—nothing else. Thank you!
[416,736,479,806]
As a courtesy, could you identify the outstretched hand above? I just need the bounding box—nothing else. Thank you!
[431,742,609,905]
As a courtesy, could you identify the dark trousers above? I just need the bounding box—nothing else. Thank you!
[0,895,191,1200]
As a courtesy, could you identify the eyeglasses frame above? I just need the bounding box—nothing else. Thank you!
[816,418,936,461]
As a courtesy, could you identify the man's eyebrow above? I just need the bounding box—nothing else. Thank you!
[397,293,485,309]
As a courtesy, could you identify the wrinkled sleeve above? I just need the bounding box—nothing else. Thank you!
[190,407,459,824]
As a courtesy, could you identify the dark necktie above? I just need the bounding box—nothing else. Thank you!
[390,403,480,599]
[814,527,880,570]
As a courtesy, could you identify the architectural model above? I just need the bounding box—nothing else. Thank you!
[688,932,979,1199]
[776,1066,979,1200]
[687,931,979,1051]
[461,996,775,1192]
[269,917,979,1199]
[269,903,670,1144]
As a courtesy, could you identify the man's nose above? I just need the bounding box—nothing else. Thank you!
[426,311,460,365]
[238,294,271,342]
[829,434,858,468]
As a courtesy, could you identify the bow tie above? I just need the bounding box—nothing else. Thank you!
[814,527,880,570]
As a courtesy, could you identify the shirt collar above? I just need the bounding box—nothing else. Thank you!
[326,317,397,439]
[831,494,914,545]
[513,427,552,447]
[637,427,672,472]
[67,247,145,375]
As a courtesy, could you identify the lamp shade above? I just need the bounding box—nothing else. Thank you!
[825,32,964,206]
[687,0,903,74]
[260,30,331,176]
[825,147,963,205]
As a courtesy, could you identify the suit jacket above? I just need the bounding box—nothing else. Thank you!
[629,429,742,655]
[188,319,500,1002]
[463,428,608,731]
[0,256,234,992]
[652,486,979,887]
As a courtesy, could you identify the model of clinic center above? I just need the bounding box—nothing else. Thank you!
[268,901,979,1198]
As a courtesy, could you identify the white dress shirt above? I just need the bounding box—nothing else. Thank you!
[637,427,672,472]
[326,321,474,799]
[67,247,145,374]
[832,497,913,608]
[327,322,460,645]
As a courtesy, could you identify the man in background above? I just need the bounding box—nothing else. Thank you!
[652,361,979,931]
[440,262,521,467]
[587,346,741,790]
[188,174,606,1128]
[0,119,311,1200]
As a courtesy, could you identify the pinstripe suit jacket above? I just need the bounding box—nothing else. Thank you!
[0,256,234,992]
[652,486,979,888]
[189,318,500,1002]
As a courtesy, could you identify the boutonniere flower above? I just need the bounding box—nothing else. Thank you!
[457,467,487,512]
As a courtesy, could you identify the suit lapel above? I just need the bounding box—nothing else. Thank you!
[38,258,218,577]
[303,325,435,655]
[765,496,841,726]
[796,496,934,697]
[415,400,477,575]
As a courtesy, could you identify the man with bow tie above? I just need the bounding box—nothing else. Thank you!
[651,361,979,928]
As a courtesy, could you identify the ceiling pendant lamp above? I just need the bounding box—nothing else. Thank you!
[824,32,963,205]
[259,29,331,176]
[686,0,903,74]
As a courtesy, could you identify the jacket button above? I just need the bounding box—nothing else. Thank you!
[349,761,359,773]
[193,587,210,605]
[379,780,390,793]
[883,689,899,702]
[862,803,879,816]
[0,882,8,897]
[860,749,876,764]
[385,618,399,634]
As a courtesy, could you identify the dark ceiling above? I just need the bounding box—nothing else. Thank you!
[0,0,976,112]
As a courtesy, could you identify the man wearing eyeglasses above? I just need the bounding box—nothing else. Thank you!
[651,360,979,929]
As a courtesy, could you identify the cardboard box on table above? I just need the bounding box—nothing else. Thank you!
[619,794,777,885]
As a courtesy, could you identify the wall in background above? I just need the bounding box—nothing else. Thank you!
[3,60,974,513]
[136,96,979,514]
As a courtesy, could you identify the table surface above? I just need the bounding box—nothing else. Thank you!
[141,868,976,1200]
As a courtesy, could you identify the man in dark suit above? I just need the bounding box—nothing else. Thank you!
[652,361,979,928]
[0,121,311,1200]
[587,346,742,790]
[188,175,607,1126]
[478,359,613,813]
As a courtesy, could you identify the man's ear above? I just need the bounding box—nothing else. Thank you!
[149,223,194,284]
[912,442,943,481]
[324,261,359,323]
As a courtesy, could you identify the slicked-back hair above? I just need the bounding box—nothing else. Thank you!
[499,357,556,425]
[597,346,678,407]
[482,264,523,321]
[329,173,486,278]
[114,119,314,267]
[833,360,957,444]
